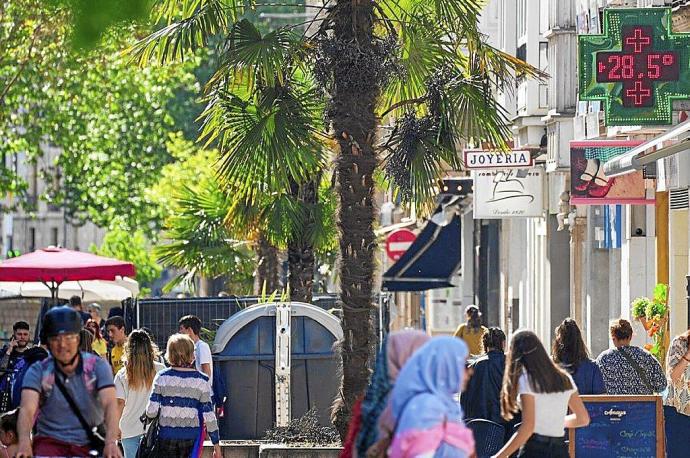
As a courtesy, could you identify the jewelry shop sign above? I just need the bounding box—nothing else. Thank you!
[473,169,545,219]
[463,150,533,169]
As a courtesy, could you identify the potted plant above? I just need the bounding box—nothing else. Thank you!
[631,284,669,365]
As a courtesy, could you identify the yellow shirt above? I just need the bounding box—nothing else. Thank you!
[92,339,107,358]
[453,324,488,356]
[109,343,125,375]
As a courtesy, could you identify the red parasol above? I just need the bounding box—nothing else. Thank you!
[0,247,136,303]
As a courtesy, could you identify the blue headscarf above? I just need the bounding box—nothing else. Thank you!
[356,330,430,456]
[389,337,474,457]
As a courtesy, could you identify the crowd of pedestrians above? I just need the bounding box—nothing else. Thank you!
[342,306,683,458]
[0,302,221,458]
[0,297,687,457]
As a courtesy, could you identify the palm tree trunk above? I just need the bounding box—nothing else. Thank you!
[287,178,317,304]
[330,0,380,439]
[255,233,280,294]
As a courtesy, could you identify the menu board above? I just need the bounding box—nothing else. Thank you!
[570,395,664,458]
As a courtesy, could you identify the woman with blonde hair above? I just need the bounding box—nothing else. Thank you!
[146,333,221,458]
[114,329,166,458]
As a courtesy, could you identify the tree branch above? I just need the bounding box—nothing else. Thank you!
[378,96,427,119]
[0,20,43,108]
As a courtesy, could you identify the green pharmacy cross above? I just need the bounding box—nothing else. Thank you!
[579,8,690,126]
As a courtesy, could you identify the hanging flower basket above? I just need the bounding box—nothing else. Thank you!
[630,284,669,365]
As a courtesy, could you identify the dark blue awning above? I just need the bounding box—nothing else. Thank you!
[382,196,462,292]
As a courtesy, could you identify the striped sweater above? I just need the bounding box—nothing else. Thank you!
[146,368,220,444]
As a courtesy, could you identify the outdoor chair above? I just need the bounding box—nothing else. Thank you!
[466,419,506,458]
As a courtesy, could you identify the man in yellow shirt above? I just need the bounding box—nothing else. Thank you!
[105,316,127,375]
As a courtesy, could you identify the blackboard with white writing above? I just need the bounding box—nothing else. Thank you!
[569,395,664,458]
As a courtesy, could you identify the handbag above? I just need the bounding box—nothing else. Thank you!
[53,371,106,455]
[136,412,161,458]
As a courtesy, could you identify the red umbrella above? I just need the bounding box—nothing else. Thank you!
[0,247,136,302]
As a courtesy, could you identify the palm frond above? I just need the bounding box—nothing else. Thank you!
[199,82,324,204]
[209,20,303,91]
[381,111,461,205]
[155,178,250,281]
[129,0,230,65]
[380,18,453,119]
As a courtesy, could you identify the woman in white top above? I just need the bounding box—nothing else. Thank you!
[493,330,590,458]
[114,330,166,458]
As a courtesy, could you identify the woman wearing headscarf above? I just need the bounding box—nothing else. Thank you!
[340,330,430,458]
[388,337,475,458]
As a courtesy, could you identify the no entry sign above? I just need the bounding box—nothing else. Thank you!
[385,229,416,261]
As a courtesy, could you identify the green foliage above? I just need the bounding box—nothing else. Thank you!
[42,49,197,233]
[90,228,162,293]
[154,177,255,293]
[631,297,650,319]
[50,0,154,49]
[1,1,202,231]
[653,283,668,306]
[146,133,219,226]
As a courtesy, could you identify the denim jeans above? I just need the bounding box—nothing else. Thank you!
[517,434,568,458]
[121,435,142,458]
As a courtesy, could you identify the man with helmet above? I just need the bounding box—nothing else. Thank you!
[15,306,122,458]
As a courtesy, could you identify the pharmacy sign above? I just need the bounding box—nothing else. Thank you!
[579,8,690,125]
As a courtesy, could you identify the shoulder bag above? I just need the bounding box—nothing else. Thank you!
[618,346,653,393]
[53,371,106,455]
[136,411,161,458]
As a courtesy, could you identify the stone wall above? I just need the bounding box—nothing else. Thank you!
[0,299,43,343]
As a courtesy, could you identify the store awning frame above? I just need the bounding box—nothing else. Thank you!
[382,196,462,292]
[603,118,690,177]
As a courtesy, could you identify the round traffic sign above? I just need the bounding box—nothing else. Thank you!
[385,229,416,261]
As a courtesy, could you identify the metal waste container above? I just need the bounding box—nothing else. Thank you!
[213,302,343,440]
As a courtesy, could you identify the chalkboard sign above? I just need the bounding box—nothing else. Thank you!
[569,395,664,458]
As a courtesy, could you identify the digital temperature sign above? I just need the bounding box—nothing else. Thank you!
[579,8,690,125]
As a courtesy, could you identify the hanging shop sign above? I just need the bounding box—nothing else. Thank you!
[463,150,533,169]
[578,7,690,126]
[472,169,544,219]
[570,140,655,204]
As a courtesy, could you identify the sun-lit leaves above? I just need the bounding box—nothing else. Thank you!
[210,20,301,91]
[199,82,324,204]
[128,0,228,65]
[154,177,255,292]
[90,228,162,292]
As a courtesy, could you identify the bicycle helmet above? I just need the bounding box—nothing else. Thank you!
[41,306,82,341]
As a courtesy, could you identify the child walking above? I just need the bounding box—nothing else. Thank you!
[493,330,590,458]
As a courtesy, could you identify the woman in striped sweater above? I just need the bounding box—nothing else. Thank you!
[146,333,221,458]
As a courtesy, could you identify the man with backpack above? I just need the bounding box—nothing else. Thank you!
[15,306,122,458]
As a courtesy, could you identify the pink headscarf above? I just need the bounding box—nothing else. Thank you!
[374,330,431,448]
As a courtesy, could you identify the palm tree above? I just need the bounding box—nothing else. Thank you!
[133,0,544,434]
[154,177,255,293]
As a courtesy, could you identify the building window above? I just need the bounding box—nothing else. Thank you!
[51,227,59,247]
[539,42,549,107]
[517,43,527,63]
[517,0,527,39]
[29,228,35,252]
[539,0,549,34]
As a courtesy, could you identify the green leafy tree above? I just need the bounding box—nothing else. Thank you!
[1,1,202,230]
[126,0,543,435]
[90,228,162,294]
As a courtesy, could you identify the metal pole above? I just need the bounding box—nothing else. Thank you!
[275,302,291,426]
